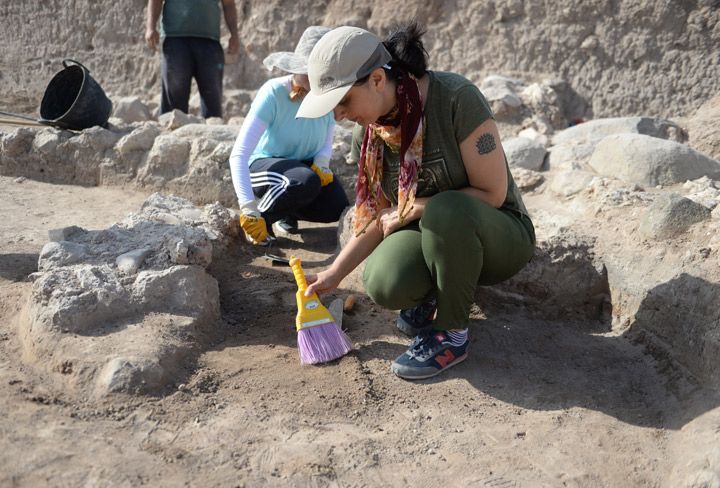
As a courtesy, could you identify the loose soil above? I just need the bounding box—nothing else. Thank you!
[0,175,716,487]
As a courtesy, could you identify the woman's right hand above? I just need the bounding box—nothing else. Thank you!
[305,269,342,297]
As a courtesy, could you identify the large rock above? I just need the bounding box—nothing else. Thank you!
[549,170,596,197]
[116,122,161,155]
[503,136,547,170]
[552,116,686,146]
[112,96,152,124]
[638,193,711,239]
[20,194,232,397]
[132,265,219,320]
[589,134,720,187]
[138,134,191,185]
[173,123,239,143]
[38,241,90,271]
[480,75,525,121]
[158,109,204,130]
[548,117,686,172]
[29,264,133,335]
[681,176,720,211]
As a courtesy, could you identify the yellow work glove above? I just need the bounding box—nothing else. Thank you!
[238,201,268,245]
[311,163,334,187]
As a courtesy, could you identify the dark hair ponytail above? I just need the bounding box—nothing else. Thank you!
[382,21,428,78]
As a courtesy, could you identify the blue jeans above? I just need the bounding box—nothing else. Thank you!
[161,37,224,118]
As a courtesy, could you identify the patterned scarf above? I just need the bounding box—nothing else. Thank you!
[354,71,424,236]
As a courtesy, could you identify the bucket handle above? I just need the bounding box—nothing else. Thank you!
[62,58,90,73]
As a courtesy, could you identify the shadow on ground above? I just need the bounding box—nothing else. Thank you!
[0,253,37,282]
[209,239,720,433]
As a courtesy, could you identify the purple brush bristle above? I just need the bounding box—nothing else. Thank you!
[298,323,353,365]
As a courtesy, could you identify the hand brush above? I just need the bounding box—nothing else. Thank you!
[289,256,353,364]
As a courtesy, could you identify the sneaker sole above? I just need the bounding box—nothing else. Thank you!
[272,223,299,236]
[391,352,468,380]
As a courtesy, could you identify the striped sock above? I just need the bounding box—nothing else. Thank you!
[446,328,468,346]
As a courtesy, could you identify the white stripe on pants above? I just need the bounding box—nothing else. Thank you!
[250,171,290,213]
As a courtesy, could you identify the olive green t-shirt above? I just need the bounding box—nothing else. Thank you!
[161,0,221,41]
[349,71,529,217]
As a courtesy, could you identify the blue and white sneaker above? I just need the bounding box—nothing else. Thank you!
[396,298,437,336]
[391,330,468,380]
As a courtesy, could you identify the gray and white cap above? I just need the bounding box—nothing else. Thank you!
[297,26,392,119]
[262,26,331,74]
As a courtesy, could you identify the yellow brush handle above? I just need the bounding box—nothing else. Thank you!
[289,255,333,331]
[289,256,307,293]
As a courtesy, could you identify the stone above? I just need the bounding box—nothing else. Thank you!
[517,127,548,146]
[112,96,152,124]
[97,356,165,394]
[550,170,596,197]
[511,167,545,192]
[481,75,525,120]
[139,134,191,183]
[29,264,133,334]
[552,116,686,146]
[0,128,35,158]
[682,182,720,211]
[206,117,225,125]
[547,143,595,171]
[38,241,90,271]
[32,129,63,155]
[115,122,161,155]
[21,194,228,398]
[590,134,720,187]
[132,265,219,321]
[116,248,152,275]
[327,298,344,329]
[158,109,204,130]
[549,117,688,172]
[172,123,239,143]
[639,193,711,239]
[503,136,547,170]
[48,225,86,242]
[73,126,122,152]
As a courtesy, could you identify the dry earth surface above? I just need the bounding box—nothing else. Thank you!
[1,173,719,487]
[1,1,720,484]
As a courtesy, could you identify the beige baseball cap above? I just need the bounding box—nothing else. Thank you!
[296,26,392,119]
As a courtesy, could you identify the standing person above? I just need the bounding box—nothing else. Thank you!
[145,0,239,118]
[229,26,349,245]
[299,23,536,380]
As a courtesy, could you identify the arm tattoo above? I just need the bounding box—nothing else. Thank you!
[475,133,496,155]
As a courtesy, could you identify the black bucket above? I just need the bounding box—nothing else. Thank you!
[39,59,113,130]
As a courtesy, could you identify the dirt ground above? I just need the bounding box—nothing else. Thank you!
[0,173,717,487]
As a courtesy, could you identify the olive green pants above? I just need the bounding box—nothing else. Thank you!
[363,191,535,330]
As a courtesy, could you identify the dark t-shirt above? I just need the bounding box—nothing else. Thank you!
[161,0,221,41]
[350,71,529,217]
